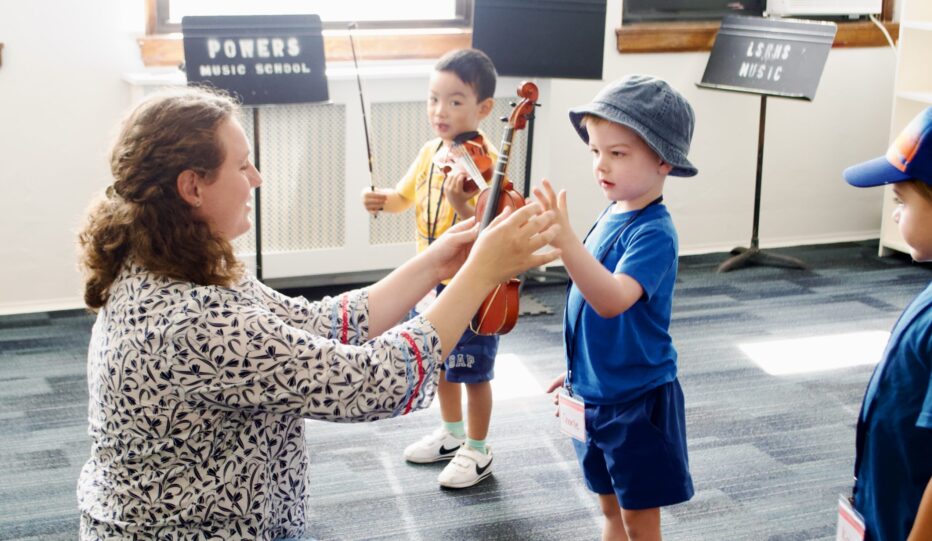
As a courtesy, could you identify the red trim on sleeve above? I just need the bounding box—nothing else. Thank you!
[340,294,349,344]
[400,331,426,414]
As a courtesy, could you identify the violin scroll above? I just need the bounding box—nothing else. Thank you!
[508,82,539,132]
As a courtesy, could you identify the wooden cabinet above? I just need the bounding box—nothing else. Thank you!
[880,0,932,255]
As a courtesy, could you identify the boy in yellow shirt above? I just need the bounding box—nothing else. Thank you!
[361,48,499,488]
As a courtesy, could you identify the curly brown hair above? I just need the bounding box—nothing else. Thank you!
[78,86,245,310]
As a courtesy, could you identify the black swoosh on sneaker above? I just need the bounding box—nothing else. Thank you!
[438,444,460,456]
[475,457,492,476]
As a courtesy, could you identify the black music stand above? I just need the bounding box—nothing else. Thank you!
[697,15,836,272]
[182,15,329,281]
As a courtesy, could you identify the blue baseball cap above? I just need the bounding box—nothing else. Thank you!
[568,75,698,177]
[844,107,932,188]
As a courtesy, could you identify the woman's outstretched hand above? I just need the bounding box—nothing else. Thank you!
[421,203,560,359]
[425,217,479,282]
[463,202,561,289]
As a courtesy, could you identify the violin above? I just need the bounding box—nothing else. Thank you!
[470,81,539,336]
[433,131,494,193]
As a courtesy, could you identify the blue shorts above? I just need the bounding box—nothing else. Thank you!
[442,325,499,383]
[573,379,694,510]
[412,285,499,384]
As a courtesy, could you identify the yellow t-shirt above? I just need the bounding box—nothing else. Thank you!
[396,135,499,254]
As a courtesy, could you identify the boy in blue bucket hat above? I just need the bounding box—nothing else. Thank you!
[843,107,932,541]
[537,74,696,540]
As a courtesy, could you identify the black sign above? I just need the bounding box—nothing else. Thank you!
[182,15,328,106]
[698,15,837,100]
[473,0,605,80]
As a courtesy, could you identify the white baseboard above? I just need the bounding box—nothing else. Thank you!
[0,297,86,317]
[679,232,880,257]
[0,233,883,317]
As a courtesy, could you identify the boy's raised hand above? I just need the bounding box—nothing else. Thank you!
[361,187,388,214]
[533,179,575,250]
[444,172,480,219]
[545,372,567,417]
[467,203,561,288]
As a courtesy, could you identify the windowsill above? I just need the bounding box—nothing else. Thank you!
[139,20,899,67]
[139,28,472,67]
[616,20,899,53]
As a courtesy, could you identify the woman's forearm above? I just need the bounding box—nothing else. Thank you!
[367,253,439,337]
[420,263,495,360]
[368,249,496,359]
[372,202,559,358]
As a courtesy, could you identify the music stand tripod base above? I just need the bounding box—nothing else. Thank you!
[717,245,808,273]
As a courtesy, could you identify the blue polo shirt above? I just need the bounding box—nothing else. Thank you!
[854,282,932,541]
[564,203,678,404]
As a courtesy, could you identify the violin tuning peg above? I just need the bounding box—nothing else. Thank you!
[500,116,508,122]
[509,101,516,107]
[535,103,542,107]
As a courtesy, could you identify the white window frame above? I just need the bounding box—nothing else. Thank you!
[153,0,474,34]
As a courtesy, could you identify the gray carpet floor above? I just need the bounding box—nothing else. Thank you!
[1,241,930,540]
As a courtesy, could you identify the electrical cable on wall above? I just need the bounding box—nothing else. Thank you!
[869,13,897,51]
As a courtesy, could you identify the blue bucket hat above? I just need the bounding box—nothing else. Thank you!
[569,75,698,177]
[843,106,932,188]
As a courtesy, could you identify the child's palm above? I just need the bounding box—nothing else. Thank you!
[533,179,574,249]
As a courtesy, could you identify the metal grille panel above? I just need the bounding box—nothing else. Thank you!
[367,98,531,246]
[232,104,346,255]
[368,101,432,245]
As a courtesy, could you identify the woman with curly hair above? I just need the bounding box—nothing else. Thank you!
[76,86,559,540]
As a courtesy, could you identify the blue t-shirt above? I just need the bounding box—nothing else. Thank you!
[854,282,932,541]
[563,203,678,404]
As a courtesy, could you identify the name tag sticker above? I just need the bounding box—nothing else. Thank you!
[558,393,586,442]
[836,495,865,541]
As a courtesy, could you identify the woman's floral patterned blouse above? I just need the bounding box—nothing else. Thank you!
[78,263,440,540]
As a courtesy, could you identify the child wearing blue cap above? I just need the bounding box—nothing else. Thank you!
[843,107,932,541]
[537,74,696,539]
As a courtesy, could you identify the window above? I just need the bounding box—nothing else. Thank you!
[616,0,896,53]
[623,0,765,24]
[153,0,473,34]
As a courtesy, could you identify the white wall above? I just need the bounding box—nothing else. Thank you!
[0,1,896,314]
[539,1,896,254]
[0,1,144,314]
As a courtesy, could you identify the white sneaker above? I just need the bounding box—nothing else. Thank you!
[437,445,493,489]
[403,427,465,464]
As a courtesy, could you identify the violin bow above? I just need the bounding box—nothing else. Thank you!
[348,22,378,217]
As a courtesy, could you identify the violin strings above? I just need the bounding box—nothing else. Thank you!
[451,144,488,190]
